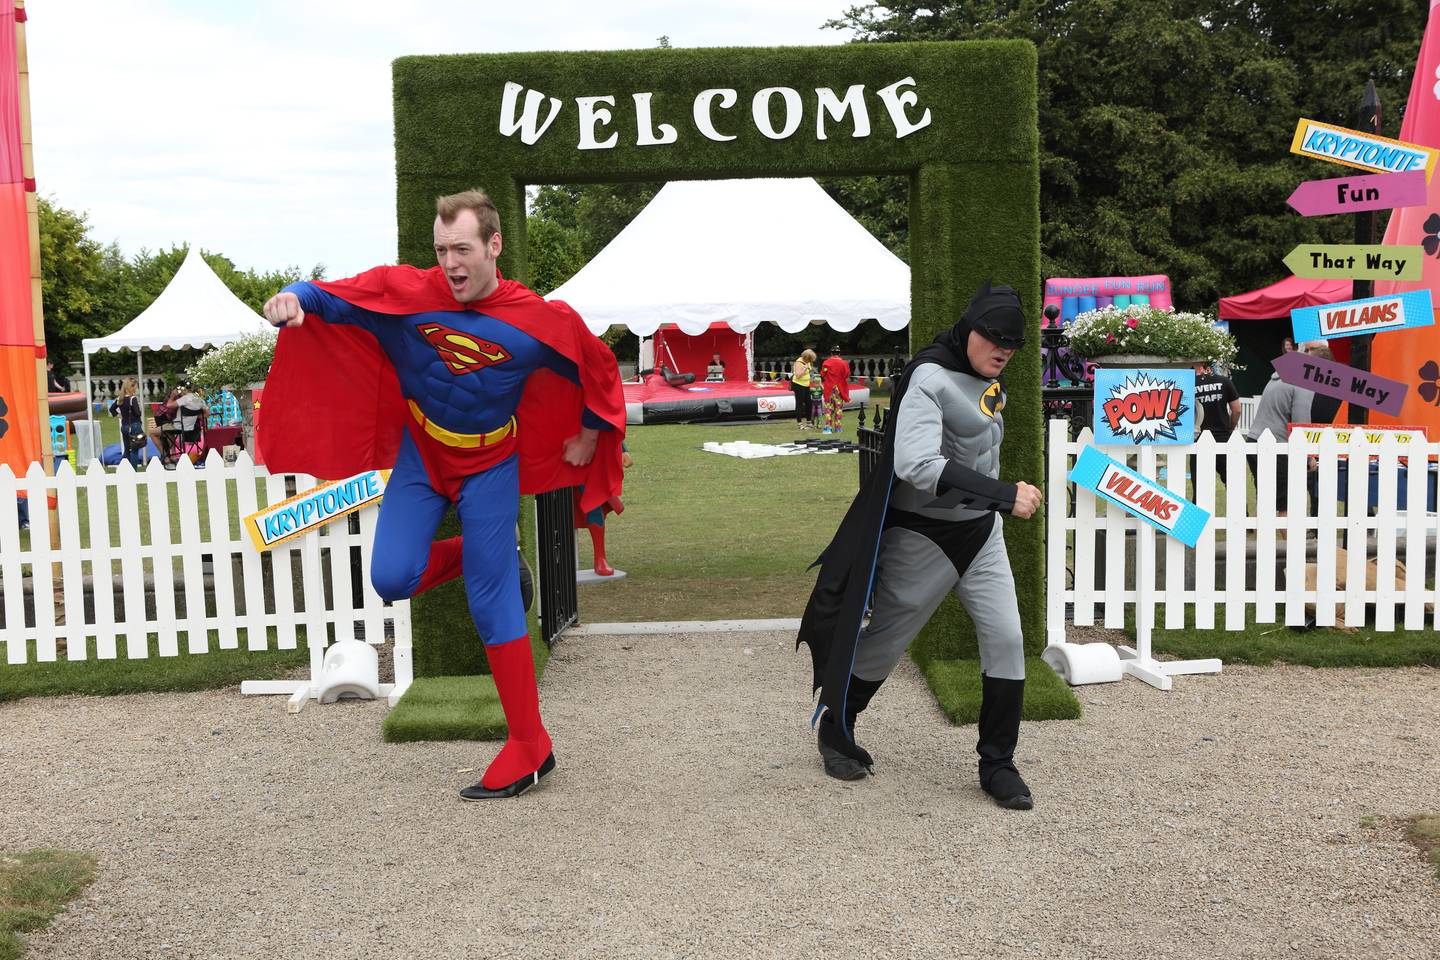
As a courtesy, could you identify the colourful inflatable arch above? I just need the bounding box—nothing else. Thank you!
[1043,275,1174,325]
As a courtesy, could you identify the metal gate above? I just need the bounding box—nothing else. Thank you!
[534,487,579,645]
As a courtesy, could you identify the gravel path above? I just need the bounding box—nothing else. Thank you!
[3,629,1438,960]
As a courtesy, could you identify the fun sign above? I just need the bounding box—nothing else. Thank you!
[1092,368,1195,446]
[1069,446,1211,547]
[1291,289,1435,342]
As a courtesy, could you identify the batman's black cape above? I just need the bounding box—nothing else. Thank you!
[796,336,969,732]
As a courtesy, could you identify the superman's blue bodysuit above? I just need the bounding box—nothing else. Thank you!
[286,281,607,647]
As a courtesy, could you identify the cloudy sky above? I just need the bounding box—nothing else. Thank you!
[25,0,855,279]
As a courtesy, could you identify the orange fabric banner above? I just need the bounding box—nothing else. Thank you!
[0,5,43,476]
[1371,1,1440,437]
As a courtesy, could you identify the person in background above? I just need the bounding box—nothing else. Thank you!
[1281,337,1297,354]
[790,348,817,427]
[809,371,824,427]
[46,358,70,393]
[820,346,852,435]
[109,377,146,468]
[1245,341,1340,516]
[705,353,726,382]
[1192,361,1240,487]
[147,381,209,466]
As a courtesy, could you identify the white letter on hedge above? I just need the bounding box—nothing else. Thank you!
[633,93,678,146]
[576,96,619,150]
[752,87,803,140]
[499,81,562,145]
[694,88,738,142]
[876,76,932,139]
[815,85,871,140]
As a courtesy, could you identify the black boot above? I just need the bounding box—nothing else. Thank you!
[818,675,884,781]
[976,674,1033,810]
[518,545,534,613]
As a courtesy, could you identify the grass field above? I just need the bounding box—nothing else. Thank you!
[0,850,96,960]
[576,411,874,623]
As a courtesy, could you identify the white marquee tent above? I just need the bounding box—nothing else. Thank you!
[80,246,271,453]
[547,177,910,337]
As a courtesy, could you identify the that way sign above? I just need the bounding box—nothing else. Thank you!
[1283,243,1424,281]
[1286,170,1428,216]
[1291,289,1434,341]
[1271,351,1409,416]
[1290,118,1438,179]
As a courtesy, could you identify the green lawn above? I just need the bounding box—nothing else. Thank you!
[0,850,96,960]
[0,632,309,704]
[577,411,876,622]
[17,414,269,556]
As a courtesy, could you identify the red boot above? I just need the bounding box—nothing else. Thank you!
[459,636,555,800]
[588,524,614,577]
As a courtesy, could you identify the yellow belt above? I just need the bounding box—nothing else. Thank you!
[408,400,515,449]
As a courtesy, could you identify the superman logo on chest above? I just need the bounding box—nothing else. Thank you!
[417,320,512,375]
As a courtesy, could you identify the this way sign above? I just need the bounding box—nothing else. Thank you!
[1283,244,1423,281]
[1271,351,1408,416]
[1286,170,1428,216]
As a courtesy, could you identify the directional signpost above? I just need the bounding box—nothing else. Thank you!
[1286,170,1428,216]
[1283,243,1424,281]
[1271,350,1409,416]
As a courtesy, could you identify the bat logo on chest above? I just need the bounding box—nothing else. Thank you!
[979,382,1005,417]
[417,321,512,374]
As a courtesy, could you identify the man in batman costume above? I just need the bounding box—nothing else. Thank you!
[796,280,1043,810]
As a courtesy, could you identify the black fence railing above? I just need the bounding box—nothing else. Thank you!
[535,487,579,646]
[1040,324,1095,444]
[856,402,886,486]
[753,354,907,383]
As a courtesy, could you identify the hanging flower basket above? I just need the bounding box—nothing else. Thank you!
[1063,305,1237,368]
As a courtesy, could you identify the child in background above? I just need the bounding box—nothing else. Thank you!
[809,376,824,428]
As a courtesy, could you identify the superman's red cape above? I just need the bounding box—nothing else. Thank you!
[258,265,625,514]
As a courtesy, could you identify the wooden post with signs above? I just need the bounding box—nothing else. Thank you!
[1349,81,1382,425]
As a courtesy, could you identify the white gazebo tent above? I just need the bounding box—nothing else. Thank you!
[80,246,270,456]
[546,177,909,379]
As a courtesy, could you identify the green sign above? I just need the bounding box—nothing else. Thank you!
[1282,244,1424,281]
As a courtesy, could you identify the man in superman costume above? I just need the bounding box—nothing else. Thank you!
[260,189,624,800]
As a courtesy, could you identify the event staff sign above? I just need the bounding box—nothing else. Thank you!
[1271,351,1408,416]
[243,470,389,552]
[1291,289,1434,342]
[1091,368,1194,446]
[1290,118,1439,179]
[1069,446,1211,547]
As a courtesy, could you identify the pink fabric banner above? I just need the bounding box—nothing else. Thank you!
[1372,0,1440,434]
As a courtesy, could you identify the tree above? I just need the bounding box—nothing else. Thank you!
[826,0,1426,307]
[36,197,107,363]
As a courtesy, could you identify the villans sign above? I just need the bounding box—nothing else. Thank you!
[1291,289,1434,342]
[497,78,932,149]
[1069,446,1211,547]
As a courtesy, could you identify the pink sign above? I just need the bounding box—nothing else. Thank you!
[1043,275,1173,322]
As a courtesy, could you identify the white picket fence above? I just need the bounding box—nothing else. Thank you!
[1046,420,1439,686]
[0,451,412,704]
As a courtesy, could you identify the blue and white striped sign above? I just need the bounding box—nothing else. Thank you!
[1068,445,1210,547]
[1291,289,1433,342]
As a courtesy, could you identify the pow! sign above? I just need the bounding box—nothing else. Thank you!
[1092,368,1195,446]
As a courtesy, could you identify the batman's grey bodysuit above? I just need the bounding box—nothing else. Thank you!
[852,362,1025,684]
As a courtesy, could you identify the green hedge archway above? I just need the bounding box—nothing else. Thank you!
[388,40,1050,737]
